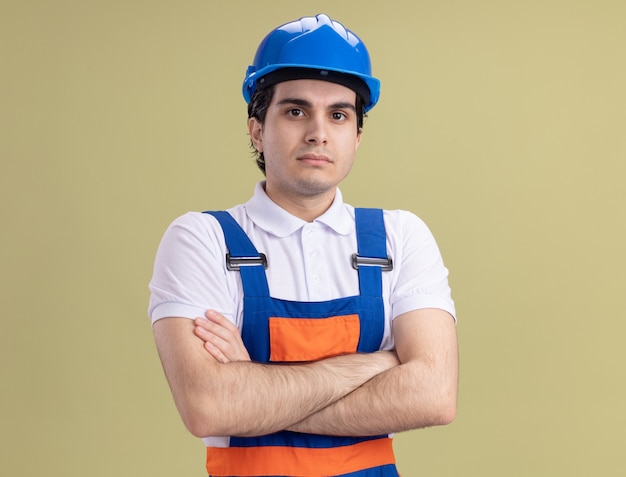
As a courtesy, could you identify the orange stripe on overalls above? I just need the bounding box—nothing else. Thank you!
[207,438,395,476]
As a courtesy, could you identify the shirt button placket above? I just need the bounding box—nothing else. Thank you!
[302,225,322,298]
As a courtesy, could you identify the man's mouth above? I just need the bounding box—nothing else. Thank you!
[298,153,332,165]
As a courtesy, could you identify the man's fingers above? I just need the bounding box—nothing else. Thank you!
[205,309,236,328]
[196,324,232,363]
[204,341,229,364]
[195,314,235,341]
[194,312,251,362]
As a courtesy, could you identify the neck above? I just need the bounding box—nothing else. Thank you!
[264,183,336,222]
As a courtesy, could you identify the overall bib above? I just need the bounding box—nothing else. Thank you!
[203,208,399,477]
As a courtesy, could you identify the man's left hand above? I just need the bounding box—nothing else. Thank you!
[194,310,251,363]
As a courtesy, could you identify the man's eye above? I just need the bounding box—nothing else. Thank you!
[288,108,303,117]
[332,112,347,120]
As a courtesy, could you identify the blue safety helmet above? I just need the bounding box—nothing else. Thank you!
[242,14,380,112]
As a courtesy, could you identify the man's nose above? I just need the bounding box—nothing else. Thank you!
[305,116,328,144]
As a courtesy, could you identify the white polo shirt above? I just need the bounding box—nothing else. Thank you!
[148,181,455,351]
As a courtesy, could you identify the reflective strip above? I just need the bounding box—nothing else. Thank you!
[269,314,360,362]
[206,437,395,476]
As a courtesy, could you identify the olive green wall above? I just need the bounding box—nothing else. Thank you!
[2,1,625,475]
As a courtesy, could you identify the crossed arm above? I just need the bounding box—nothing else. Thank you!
[153,307,458,438]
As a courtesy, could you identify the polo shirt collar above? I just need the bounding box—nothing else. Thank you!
[245,181,353,237]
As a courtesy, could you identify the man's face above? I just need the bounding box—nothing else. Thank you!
[249,79,362,206]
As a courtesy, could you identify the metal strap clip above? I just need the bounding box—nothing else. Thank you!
[351,253,393,271]
[226,253,268,271]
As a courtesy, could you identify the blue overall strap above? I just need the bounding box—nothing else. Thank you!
[203,211,270,297]
[354,208,392,297]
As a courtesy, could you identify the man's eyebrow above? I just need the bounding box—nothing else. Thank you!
[275,97,356,111]
[329,101,357,112]
[275,98,313,108]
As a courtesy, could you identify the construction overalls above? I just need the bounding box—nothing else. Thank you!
[204,208,399,477]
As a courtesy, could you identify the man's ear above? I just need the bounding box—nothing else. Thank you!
[355,127,363,152]
[248,117,263,153]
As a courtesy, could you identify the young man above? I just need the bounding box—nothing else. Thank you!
[149,13,458,477]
